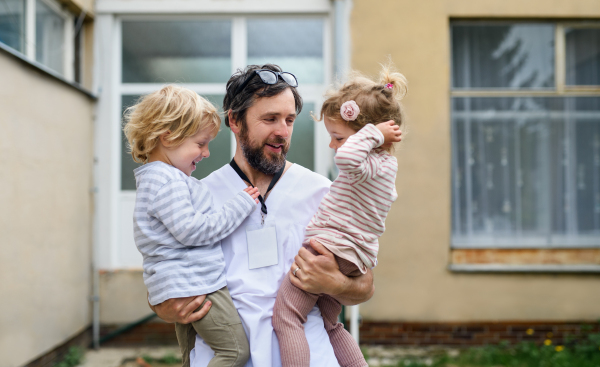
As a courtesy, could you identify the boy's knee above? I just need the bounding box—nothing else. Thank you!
[236,339,251,367]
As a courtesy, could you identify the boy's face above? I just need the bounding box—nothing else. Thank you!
[324,116,357,153]
[164,127,215,176]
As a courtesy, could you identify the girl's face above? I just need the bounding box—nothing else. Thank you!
[324,116,357,152]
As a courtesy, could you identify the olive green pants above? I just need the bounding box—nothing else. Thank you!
[175,286,250,367]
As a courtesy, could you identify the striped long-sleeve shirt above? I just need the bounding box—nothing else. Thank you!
[304,123,398,273]
[133,161,256,305]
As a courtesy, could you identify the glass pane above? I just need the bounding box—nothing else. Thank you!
[0,0,23,52]
[566,28,600,86]
[287,102,315,171]
[191,95,231,181]
[36,0,64,73]
[247,19,324,84]
[451,97,600,247]
[121,94,230,190]
[122,21,232,83]
[452,24,555,89]
[121,95,142,191]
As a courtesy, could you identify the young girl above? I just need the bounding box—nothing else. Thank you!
[272,64,407,367]
[123,85,260,367]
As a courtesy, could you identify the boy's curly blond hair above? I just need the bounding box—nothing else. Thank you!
[123,85,221,163]
[318,62,408,152]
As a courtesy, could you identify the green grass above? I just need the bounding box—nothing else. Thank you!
[53,346,84,367]
[142,353,182,365]
[365,324,600,367]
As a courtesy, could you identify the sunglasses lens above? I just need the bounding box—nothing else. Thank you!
[257,70,278,84]
[280,72,298,87]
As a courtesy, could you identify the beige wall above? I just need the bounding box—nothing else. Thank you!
[352,0,600,322]
[100,271,153,324]
[0,52,94,367]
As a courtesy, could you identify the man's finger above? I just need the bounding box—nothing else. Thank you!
[289,272,305,290]
[185,299,212,324]
[295,252,309,272]
[308,239,333,257]
[179,295,206,321]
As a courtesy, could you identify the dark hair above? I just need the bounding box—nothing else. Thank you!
[223,64,303,128]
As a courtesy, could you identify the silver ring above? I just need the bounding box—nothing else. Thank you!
[293,267,300,276]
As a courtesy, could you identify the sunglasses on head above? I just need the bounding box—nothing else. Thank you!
[234,69,298,97]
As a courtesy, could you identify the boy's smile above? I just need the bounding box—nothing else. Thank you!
[151,127,216,176]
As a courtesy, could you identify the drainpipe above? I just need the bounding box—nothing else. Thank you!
[333,0,360,344]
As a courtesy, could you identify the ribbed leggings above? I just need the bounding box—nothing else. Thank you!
[272,245,367,367]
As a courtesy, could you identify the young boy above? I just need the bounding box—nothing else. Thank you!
[123,85,259,367]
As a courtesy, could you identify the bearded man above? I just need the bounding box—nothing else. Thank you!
[151,64,375,367]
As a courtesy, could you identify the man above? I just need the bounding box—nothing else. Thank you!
[151,64,374,366]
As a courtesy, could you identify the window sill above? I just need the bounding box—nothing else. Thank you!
[0,42,96,100]
[448,264,600,273]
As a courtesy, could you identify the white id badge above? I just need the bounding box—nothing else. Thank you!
[246,224,278,270]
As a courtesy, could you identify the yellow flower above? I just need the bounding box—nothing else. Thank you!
[526,328,534,335]
[547,332,553,338]
[544,339,552,346]
[555,346,564,352]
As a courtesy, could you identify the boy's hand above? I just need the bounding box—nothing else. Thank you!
[376,120,402,145]
[244,186,260,204]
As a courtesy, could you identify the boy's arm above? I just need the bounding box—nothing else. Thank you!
[151,181,257,247]
[289,239,374,305]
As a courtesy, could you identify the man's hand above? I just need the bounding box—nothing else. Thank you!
[376,120,402,145]
[290,239,374,305]
[150,293,212,324]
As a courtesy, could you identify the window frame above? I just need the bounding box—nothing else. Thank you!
[0,0,76,79]
[450,20,600,250]
[117,13,333,190]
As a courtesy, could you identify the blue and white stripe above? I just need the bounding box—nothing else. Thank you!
[133,161,256,305]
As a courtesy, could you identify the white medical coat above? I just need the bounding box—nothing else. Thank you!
[191,163,340,367]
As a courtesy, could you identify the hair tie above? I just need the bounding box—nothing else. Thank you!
[340,100,360,121]
[385,83,394,89]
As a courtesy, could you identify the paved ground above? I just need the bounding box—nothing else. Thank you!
[80,346,181,367]
[80,345,460,367]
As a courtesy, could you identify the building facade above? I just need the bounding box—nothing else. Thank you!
[2,0,600,365]
[0,0,96,366]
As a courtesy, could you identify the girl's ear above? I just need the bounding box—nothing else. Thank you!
[228,110,241,134]
[158,131,172,147]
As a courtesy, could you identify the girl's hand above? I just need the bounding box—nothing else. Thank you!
[376,120,402,145]
[243,186,260,204]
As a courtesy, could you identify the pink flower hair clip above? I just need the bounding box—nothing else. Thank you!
[340,100,360,121]
[385,83,394,89]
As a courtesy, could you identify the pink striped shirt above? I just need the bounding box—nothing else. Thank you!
[304,123,398,273]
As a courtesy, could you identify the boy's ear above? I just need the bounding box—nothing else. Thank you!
[158,131,172,147]
[228,111,241,134]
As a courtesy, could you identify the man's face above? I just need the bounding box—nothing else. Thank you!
[237,88,297,175]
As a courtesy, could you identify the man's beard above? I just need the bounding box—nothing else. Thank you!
[239,128,289,175]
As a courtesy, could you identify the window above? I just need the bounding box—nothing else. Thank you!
[0,0,25,52]
[451,22,600,249]
[0,0,76,78]
[120,17,327,190]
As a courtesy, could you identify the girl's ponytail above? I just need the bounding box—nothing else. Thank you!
[379,64,408,103]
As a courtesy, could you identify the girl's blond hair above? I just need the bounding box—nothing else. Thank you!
[123,85,221,163]
[319,62,408,152]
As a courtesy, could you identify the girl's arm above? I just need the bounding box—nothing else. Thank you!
[150,181,258,247]
[334,121,401,183]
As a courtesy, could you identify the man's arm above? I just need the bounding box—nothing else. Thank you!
[289,239,375,306]
[149,293,213,324]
